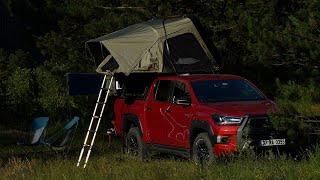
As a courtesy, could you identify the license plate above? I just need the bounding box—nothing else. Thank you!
[260,139,286,146]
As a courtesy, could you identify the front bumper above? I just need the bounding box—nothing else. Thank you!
[212,115,286,156]
[214,143,237,156]
[237,115,286,151]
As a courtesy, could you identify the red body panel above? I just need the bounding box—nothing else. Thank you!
[114,74,276,155]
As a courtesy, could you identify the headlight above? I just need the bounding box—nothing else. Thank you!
[212,114,242,125]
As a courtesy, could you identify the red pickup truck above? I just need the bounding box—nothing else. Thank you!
[113,74,284,164]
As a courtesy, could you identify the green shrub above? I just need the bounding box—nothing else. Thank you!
[35,67,67,120]
[270,79,320,142]
[274,79,320,116]
[5,67,37,118]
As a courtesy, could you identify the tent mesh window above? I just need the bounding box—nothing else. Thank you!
[163,33,212,73]
[102,58,119,72]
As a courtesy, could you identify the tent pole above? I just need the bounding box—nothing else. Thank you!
[85,42,97,68]
[100,42,105,60]
[162,19,177,74]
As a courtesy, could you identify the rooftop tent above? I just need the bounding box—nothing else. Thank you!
[86,18,216,75]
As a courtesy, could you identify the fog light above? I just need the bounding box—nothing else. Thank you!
[217,136,229,144]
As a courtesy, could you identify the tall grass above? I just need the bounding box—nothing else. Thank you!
[1,140,320,180]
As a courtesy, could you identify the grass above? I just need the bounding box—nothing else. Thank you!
[1,125,320,179]
[1,135,320,180]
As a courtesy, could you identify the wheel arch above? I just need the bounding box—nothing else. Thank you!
[189,120,216,149]
[122,113,143,136]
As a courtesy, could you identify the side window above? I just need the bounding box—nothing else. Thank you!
[155,80,173,102]
[172,81,190,102]
[121,79,151,99]
[122,85,149,99]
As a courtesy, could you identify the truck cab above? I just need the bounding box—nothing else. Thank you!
[114,74,284,164]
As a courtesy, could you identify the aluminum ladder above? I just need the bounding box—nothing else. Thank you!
[76,75,114,168]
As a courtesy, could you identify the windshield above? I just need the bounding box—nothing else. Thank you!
[192,79,265,103]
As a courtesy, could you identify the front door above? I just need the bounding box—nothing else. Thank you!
[145,80,176,145]
[165,81,193,148]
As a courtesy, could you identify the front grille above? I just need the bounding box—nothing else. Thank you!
[246,116,274,139]
[237,115,278,150]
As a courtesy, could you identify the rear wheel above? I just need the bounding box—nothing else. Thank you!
[192,132,215,166]
[125,127,147,160]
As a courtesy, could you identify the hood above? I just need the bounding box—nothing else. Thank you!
[200,100,277,117]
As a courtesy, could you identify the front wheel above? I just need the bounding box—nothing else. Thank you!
[192,132,215,166]
[125,127,147,160]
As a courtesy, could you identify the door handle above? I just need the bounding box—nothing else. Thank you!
[165,106,172,113]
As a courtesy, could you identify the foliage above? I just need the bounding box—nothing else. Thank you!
[35,67,67,119]
[1,1,319,177]
[0,0,319,124]
[6,67,36,117]
[271,79,320,141]
[275,79,320,116]
[0,49,8,97]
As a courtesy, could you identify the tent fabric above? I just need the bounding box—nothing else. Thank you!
[86,18,215,75]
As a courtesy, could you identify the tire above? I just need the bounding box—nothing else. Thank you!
[192,132,215,166]
[125,127,147,160]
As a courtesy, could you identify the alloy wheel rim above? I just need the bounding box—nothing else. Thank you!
[196,140,210,164]
[128,135,139,155]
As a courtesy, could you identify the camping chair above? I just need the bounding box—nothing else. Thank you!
[43,116,80,152]
[17,117,49,145]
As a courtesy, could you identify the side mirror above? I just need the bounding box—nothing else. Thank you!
[174,97,191,106]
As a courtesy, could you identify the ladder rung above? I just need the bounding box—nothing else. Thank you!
[83,144,90,147]
[97,102,105,105]
[93,115,100,119]
[101,87,111,91]
[88,130,97,133]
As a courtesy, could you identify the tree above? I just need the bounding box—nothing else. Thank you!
[6,67,36,118]
[1,0,319,125]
